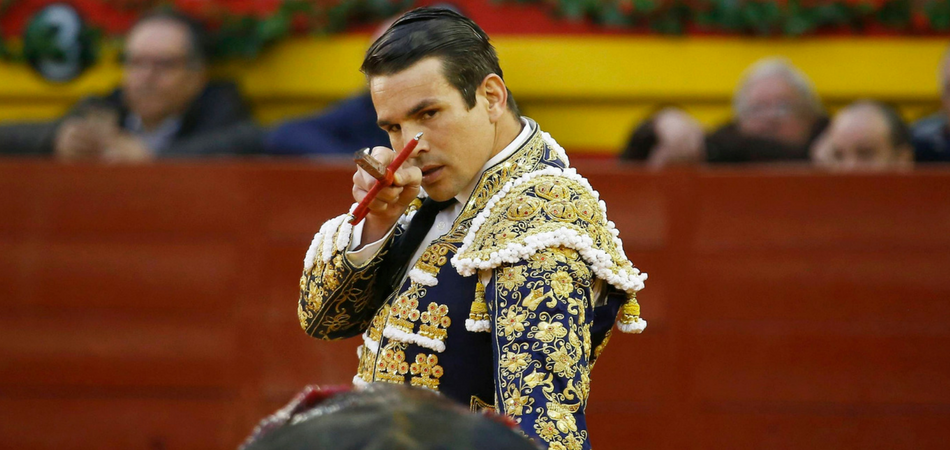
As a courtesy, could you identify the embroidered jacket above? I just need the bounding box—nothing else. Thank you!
[298,120,646,450]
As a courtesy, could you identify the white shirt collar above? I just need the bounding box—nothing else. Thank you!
[454,117,532,205]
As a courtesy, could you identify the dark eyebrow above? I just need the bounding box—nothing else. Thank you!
[377,98,439,128]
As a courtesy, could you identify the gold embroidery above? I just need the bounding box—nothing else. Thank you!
[499,306,528,336]
[416,242,453,276]
[506,195,543,221]
[368,304,390,342]
[546,401,579,433]
[468,280,490,322]
[492,247,595,449]
[535,179,571,201]
[470,395,494,413]
[375,341,409,383]
[574,198,597,223]
[500,351,530,373]
[544,200,578,222]
[498,266,527,292]
[419,303,451,341]
[455,174,642,296]
[504,384,532,416]
[323,312,351,333]
[357,345,375,383]
[550,270,574,299]
[532,321,567,343]
[410,353,444,389]
[389,294,421,333]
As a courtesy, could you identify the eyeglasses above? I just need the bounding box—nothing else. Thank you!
[121,55,196,72]
[740,101,804,119]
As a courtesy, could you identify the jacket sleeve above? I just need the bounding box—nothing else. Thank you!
[297,213,394,340]
[489,246,596,450]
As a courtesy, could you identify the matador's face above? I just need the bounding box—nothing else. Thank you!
[370,57,499,202]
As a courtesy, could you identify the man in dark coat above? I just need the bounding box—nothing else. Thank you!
[0,11,261,159]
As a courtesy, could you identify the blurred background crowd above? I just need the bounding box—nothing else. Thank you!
[0,0,948,171]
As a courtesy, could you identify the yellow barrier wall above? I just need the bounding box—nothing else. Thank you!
[0,36,944,153]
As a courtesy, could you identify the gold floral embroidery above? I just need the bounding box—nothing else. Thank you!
[498,266,526,292]
[534,417,560,441]
[532,321,567,343]
[492,246,595,449]
[389,294,421,333]
[550,270,574,298]
[416,242,453,276]
[547,402,579,433]
[454,172,642,295]
[419,303,451,341]
[504,385,532,416]
[501,351,530,373]
[547,343,578,378]
[500,306,528,336]
[375,341,409,383]
[524,370,552,390]
[410,353,444,390]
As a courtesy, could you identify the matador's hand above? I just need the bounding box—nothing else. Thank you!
[352,146,422,244]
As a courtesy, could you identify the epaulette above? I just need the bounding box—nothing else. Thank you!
[451,167,647,333]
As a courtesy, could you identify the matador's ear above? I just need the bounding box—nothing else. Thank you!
[481,73,508,123]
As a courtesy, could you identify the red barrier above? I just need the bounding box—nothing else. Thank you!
[1,160,949,449]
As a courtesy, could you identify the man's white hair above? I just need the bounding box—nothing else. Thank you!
[733,57,823,119]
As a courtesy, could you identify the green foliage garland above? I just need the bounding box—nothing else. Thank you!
[508,0,950,35]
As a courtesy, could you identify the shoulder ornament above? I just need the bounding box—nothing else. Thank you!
[451,167,647,333]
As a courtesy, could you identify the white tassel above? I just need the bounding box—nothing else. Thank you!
[618,318,647,334]
[465,319,491,332]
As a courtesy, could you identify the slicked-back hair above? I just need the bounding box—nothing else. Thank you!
[361,7,520,117]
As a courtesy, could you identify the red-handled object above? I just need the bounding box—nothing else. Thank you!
[349,132,423,225]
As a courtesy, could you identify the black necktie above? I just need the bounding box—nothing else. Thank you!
[379,197,458,295]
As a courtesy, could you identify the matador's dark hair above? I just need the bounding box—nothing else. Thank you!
[361,7,519,116]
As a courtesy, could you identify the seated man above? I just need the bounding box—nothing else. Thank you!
[264,91,390,156]
[910,46,950,162]
[622,57,828,166]
[811,100,913,171]
[0,10,262,159]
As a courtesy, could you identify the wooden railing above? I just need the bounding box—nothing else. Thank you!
[2,159,949,449]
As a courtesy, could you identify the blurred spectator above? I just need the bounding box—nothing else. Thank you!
[910,46,950,162]
[0,10,262,160]
[622,57,828,165]
[264,91,389,156]
[240,384,537,450]
[811,100,913,171]
[263,15,404,157]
